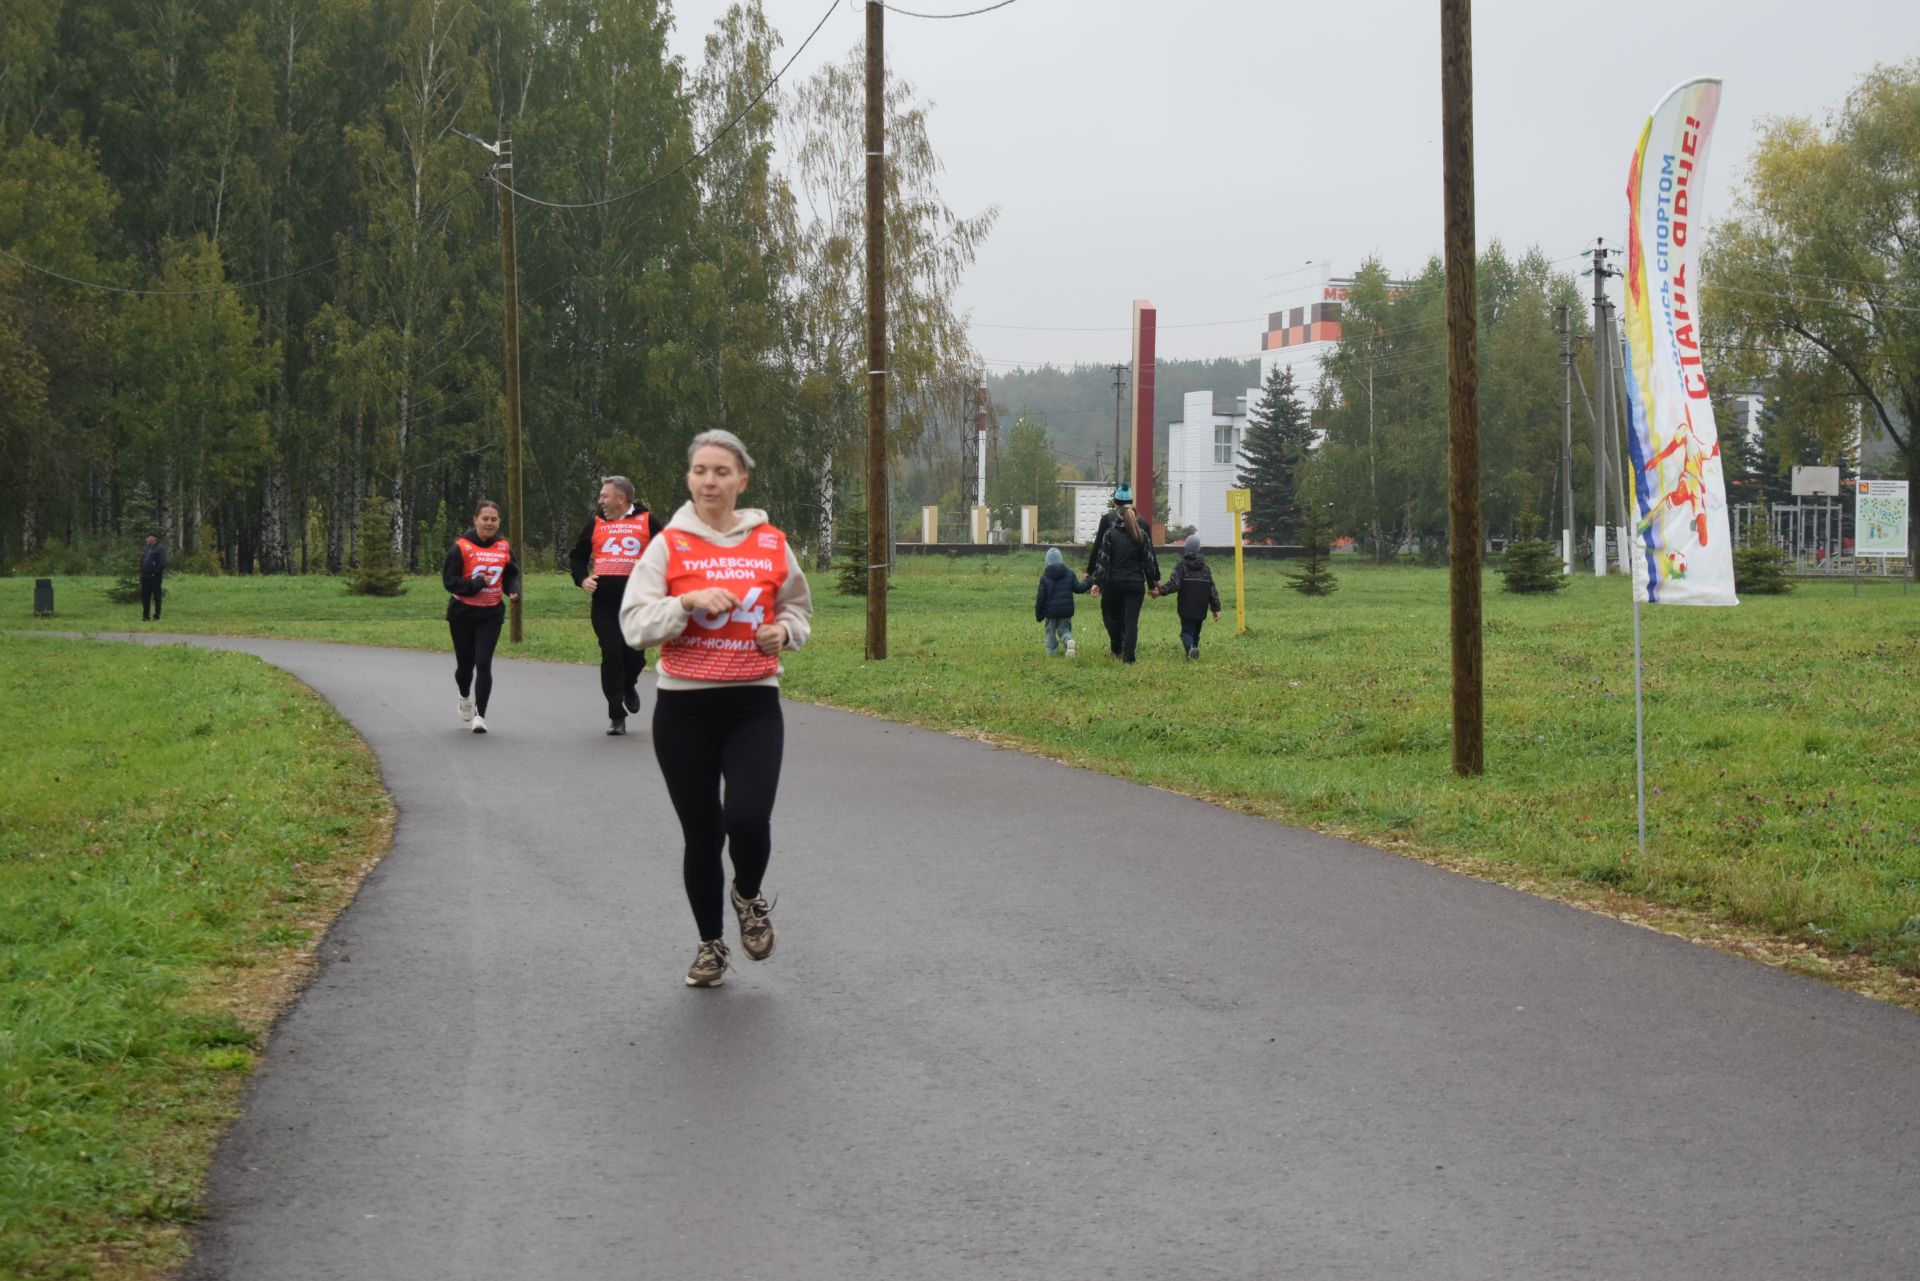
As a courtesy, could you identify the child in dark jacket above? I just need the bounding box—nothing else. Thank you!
[1161,535,1222,659]
[1034,547,1091,656]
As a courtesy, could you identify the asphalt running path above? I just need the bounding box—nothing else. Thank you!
[93,634,1918,1279]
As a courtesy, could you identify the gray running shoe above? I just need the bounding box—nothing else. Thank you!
[458,696,476,723]
[730,884,776,961]
[686,938,731,987]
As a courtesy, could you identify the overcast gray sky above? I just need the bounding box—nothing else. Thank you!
[671,0,1920,370]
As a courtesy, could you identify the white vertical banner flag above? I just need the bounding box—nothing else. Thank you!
[1621,78,1738,605]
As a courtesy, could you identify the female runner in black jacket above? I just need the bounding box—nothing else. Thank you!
[441,499,522,733]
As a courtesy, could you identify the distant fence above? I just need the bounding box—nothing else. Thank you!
[894,542,1307,561]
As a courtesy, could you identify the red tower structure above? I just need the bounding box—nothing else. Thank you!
[1131,300,1157,533]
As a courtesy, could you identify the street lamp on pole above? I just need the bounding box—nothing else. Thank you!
[461,129,526,644]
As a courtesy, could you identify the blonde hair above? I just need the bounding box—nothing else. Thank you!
[687,430,755,471]
[1119,504,1142,543]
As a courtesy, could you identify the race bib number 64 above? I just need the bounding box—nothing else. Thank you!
[692,586,766,631]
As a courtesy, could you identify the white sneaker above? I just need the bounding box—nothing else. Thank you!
[1064,637,1077,657]
[471,714,488,734]
[458,696,476,723]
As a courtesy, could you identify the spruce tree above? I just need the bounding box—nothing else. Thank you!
[1499,514,1568,594]
[415,500,453,573]
[1732,502,1793,595]
[1237,366,1313,544]
[106,481,158,604]
[1285,501,1340,596]
[348,493,407,597]
[836,495,869,596]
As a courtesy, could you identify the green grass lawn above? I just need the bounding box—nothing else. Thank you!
[1,559,1916,1272]
[7,560,1919,986]
[0,636,389,1279]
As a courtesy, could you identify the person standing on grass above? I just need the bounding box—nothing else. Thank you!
[620,430,813,988]
[1034,547,1090,656]
[1161,534,1222,660]
[1092,498,1160,663]
[139,532,167,622]
[568,476,655,736]
[443,499,521,735]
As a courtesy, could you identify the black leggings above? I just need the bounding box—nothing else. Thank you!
[591,591,646,718]
[1101,587,1146,662]
[651,686,784,941]
[448,610,504,714]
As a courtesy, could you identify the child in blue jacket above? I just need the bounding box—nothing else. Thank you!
[1034,547,1091,656]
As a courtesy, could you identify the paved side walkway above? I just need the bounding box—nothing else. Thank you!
[92,634,1920,1279]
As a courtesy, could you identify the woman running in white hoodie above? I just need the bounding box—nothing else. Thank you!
[620,430,813,987]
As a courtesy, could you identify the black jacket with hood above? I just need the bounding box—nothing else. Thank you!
[442,526,523,623]
[567,504,653,602]
[1092,514,1160,593]
[1162,549,1222,619]
[1035,557,1091,621]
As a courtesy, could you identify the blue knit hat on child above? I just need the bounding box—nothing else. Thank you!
[1045,547,1064,566]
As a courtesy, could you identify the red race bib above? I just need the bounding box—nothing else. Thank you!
[660,526,789,682]
[454,537,511,607]
[591,512,652,577]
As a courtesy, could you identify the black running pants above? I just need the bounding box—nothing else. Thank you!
[448,610,504,715]
[590,589,646,719]
[651,686,784,942]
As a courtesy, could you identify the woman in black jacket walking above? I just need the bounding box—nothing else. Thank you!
[1092,502,1160,663]
[442,499,521,734]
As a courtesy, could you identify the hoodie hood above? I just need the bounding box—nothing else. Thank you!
[1042,560,1075,581]
[664,500,770,546]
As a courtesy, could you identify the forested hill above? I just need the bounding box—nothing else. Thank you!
[986,358,1261,480]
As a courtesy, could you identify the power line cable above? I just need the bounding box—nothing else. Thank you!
[880,0,1020,17]
[495,0,841,211]
[0,179,482,297]
[1719,260,1920,296]
[1706,281,1920,316]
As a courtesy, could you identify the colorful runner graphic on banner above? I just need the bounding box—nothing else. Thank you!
[1622,78,1737,605]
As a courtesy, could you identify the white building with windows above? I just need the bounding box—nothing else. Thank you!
[1169,262,1410,544]
[1167,388,1258,544]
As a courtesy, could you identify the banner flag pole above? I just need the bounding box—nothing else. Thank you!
[1631,589,1648,865]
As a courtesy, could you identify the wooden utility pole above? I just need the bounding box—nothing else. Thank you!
[1590,239,1611,575]
[864,1,888,658]
[1440,0,1482,776]
[1557,304,1575,573]
[497,134,525,644]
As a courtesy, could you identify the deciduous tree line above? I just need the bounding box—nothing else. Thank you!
[0,0,990,575]
[1224,244,1592,560]
[1249,64,1920,572]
